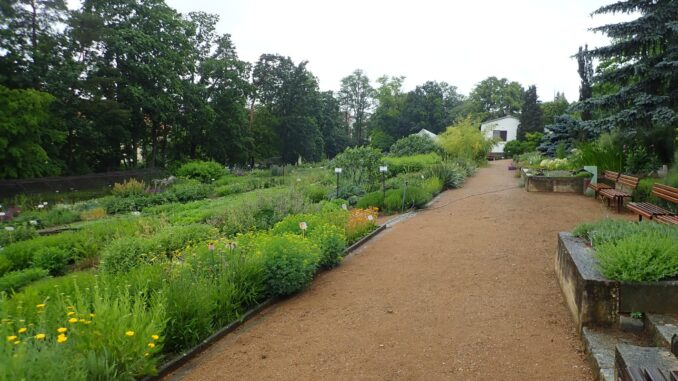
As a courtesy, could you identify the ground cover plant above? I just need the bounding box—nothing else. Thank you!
[573,219,678,282]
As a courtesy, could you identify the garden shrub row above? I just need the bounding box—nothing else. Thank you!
[0,202,379,380]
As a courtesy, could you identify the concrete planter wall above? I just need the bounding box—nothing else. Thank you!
[555,233,678,332]
[526,174,585,193]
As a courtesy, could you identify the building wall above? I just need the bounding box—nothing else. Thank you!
[481,117,519,154]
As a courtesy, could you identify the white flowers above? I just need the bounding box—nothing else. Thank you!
[299,221,308,231]
[131,211,141,216]
[0,212,5,217]
[4,226,15,231]
[29,220,38,226]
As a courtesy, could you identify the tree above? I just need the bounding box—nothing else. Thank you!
[368,75,405,146]
[541,92,569,125]
[578,0,678,162]
[0,85,63,178]
[468,76,524,120]
[576,45,594,121]
[316,91,350,158]
[517,85,544,140]
[338,69,374,145]
[538,115,581,157]
[400,81,464,135]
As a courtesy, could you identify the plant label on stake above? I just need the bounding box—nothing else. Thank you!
[341,204,348,211]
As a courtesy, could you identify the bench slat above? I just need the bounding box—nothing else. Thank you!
[656,215,678,225]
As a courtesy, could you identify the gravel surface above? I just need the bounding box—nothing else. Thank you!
[165,160,629,381]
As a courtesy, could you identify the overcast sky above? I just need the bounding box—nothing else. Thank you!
[70,0,635,102]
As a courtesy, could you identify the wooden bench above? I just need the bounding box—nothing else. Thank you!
[588,170,619,198]
[623,367,678,381]
[628,184,678,223]
[599,174,640,212]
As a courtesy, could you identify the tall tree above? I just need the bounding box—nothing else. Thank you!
[541,92,569,125]
[338,69,374,145]
[576,45,594,121]
[468,76,524,120]
[368,75,405,149]
[400,80,463,135]
[517,85,544,140]
[578,0,678,162]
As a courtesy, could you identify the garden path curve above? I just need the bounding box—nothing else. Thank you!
[165,160,627,380]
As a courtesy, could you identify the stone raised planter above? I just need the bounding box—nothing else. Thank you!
[523,168,585,193]
[555,232,678,332]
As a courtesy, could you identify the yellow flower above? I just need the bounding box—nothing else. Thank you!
[89,313,95,318]
[6,335,17,341]
[13,340,20,345]
[83,320,92,325]
[36,304,45,308]
[67,306,74,310]
[57,334,67,344]
[17,328,27,334]
[34,333,46,340]
[68,318,78,324]
[151,335,159,340]
[144,352,149,357]
[57,327,67,333]
[147,342,155,348]
[79,319,86,323]
[67,311,75,316]
[125,331,135,337]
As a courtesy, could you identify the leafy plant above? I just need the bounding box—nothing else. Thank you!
[331,146,383,192]
[175,161,225,183]
[625,145,661,175]
[383,153,442,174]
[424,162,466,189]
[257,234,321,297]
[308,224,346,269]
[595,235,678,282]
[111,179,147,197]
[388,135,438,157]
[437,117,493,162]
[356,191,384,210]
[0,267,49,293]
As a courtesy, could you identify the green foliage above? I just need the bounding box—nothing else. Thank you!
[357,191,385,210]
[176,161,225,183]
[304,184,328,203]
[541,92,569,125]
[468,76,524,120]
[32,247,70,276]
[100,224,217,274]
[332,146,383,191]
[168,180,211,202]
[570,132,623,172]
[382,187,432,212]
[370,129,395,151]
[515,151,544,167]
[438,117,493,162]
[503,132,543,158]
[0,267,49,293]
[383,153,442,174]
[308,224,346,269]
[573,219,678,282]
[634,178,661,203]
[624,145,661,175]
[389,135,438,157]
[517,85,544,140]
[424,162,467,189]
[257,234,321,297]
[422,176,443,195]
[0,226,38,247]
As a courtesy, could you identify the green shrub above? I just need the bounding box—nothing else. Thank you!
[389,135,438,157]
[32,247,70,276]
[258,234,321,297]
[111,178,147,197]
[383,153,442,175]
[168,180,211,202]
[308,224,346,269]
[0,267,49,293]
[570,132,624,172]
[0,225,37,246]
[176,160,225,183]
[304,184,327,203]
[382,186,432,212]
[634,178,661,203]
[625,145,661,174]
[356,191,384,210]
[270,165,285,176]
[439,116,493,162]
[595,235,678,282]
[100,224,217,274]
[423,176,443,195]
[332,146,383,192]
[515,151,544,167]
[424,162,466,189]
[572,219,677,247]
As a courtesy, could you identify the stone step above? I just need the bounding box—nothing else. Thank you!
[646,314,678,354]
[583,327,648,381]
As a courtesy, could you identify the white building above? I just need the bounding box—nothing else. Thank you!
[413,128,438,141]
[480,116,519,156]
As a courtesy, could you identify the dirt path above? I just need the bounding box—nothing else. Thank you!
[166,160,628,381]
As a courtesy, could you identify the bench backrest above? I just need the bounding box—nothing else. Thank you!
[603,170,620,181]
[652,183,678,204]
[617,174,639,190]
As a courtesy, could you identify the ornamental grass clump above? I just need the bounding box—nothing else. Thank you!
[573,219,678,282]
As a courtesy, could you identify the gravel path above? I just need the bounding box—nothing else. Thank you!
[165,160,625,381]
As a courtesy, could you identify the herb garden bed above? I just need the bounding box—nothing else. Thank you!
[556,232,678,331]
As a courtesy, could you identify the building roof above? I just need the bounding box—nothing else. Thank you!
[414,129,437,139]
[480,115,520,125]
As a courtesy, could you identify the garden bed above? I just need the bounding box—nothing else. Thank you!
[522,168,586,193]
[555,232,678,331]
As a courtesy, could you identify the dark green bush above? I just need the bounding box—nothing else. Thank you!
[176,160,225,183]
[0,225,37,246]
[305,185,327,203]
[634,178,661,203]
[0,267,49,293]
[382,186,431,212]
[388,135,438,157]
[270,165,285,176]
[422,176,443,195]
[258,234,320,297]
[308,224,346,269]
[168,180,211,202]
[32,247,70,276]
[357,191,384,210]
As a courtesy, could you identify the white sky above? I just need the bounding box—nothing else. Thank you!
[68,0,636,102]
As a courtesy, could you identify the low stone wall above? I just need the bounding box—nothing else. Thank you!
[555,233,678,332]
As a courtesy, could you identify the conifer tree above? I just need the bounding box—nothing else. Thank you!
[517,85,544,140]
